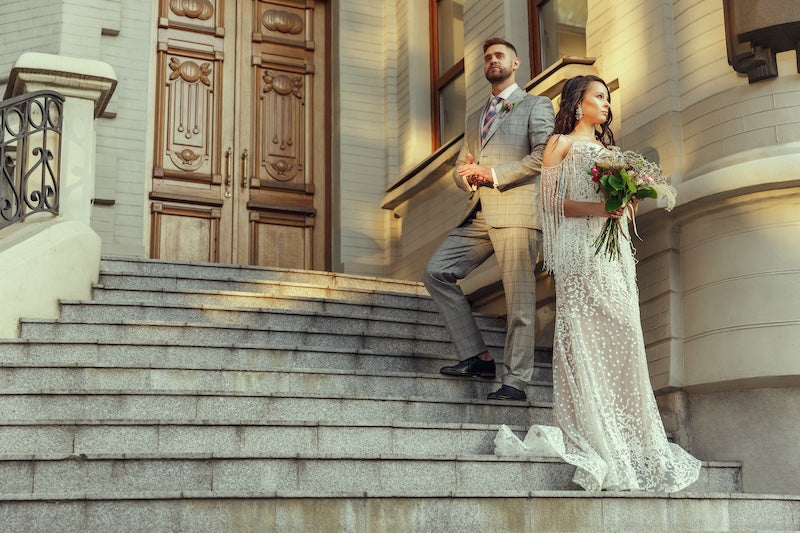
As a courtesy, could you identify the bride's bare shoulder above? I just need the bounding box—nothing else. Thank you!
[543,134,572,167]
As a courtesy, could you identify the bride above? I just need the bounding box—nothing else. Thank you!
[496,75,700,492]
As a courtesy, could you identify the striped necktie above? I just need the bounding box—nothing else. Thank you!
[481,96,502,143]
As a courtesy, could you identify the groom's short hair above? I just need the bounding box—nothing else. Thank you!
[483,37,517,56]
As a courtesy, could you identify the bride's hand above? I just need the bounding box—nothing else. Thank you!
[604,204,625,219]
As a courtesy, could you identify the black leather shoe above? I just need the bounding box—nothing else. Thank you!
[439,356,496,378]
[487,385,526,401]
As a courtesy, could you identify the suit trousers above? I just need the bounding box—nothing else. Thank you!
[423,209,541,390]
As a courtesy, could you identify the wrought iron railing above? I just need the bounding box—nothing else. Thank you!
[0,90,64,229]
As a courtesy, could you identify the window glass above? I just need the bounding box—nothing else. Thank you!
[431,0,465,149]
[439,73,465,144]
[539,0,587,67]
[437,0,464,71]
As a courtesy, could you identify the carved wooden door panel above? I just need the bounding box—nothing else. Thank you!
[150,0,328,269]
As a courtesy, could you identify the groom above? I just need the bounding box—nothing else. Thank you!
[423,37,554,401]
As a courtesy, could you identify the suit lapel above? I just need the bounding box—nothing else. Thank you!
[468,108,482,152]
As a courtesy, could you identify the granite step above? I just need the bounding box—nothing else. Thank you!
[2,491,796,533]
[55,300,504,338]
[0,366,555,403]
[99,257,430,296]
[0,339,553,380]
[0,420,524,457]
[94,273,441,314]
[0,392,553,427]
[84,287,505,329]
[87,286,443,322]
[0,454,739,495]
[16,319,506,357]
[0,256,766,532]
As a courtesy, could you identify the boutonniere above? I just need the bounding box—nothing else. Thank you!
[499,99,518,116]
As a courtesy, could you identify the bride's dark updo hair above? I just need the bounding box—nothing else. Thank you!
[553,75,615,147]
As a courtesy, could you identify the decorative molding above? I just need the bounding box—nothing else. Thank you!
[176,148,201,164]
[163,56,215,172]
[260,69,305,182]
[261,9,304,35]
[169,0,214,20]
[263,72,303,98]
[168,58,212,85]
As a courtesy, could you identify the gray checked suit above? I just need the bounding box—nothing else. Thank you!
[423,86,554,391]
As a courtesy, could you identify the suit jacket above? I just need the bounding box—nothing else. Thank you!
[451,87,554,229]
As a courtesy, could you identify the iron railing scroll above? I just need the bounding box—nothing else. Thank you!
[0,90,64,230]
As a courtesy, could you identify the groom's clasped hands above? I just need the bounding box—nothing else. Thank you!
[458,152,494,189]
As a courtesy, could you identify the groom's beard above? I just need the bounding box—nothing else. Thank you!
[485,65,512,84]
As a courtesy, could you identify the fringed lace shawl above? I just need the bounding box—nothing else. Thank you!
[541,149,572,276]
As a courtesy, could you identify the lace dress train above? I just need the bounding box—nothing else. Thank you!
[495,141,700,492]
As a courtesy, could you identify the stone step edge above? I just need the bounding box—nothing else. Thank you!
[0,364,554,388]
[2,488,781,501]
[0,359,553,374]
[16,318,507,345]
[0,419,526,430]
[0,453,739,468]
[0,389,551,407]
[99,257,429,294]
[90,284,445,314]
[99,256,427,285]
[94,275,434,303]
[58,299,506,331]
[0,338,555,364]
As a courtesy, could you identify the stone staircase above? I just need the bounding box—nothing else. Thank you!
[0,257,797,532]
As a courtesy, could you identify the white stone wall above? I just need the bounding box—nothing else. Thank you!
[88,0,152,258]
[671,5,800,391]
[0,0,62,84]
[679,182,800,389]
[336,0,396,274]
[689,386,800,494]
[102,1,150,257]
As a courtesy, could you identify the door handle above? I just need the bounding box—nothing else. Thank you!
[241,149,249,189]
[224,147,232,198]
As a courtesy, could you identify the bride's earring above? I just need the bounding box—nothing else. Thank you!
[575,106,583,121]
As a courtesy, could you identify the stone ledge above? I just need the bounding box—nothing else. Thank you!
[5,52,117,117]
[2,489,795,501]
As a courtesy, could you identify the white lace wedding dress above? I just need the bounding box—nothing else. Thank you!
[495,140,700,492]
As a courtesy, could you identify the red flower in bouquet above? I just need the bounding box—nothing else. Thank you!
[588,148,677,260]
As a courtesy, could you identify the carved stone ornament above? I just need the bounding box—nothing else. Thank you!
[177,148,201,164]
[262,9,304,35]
[269,159,294,176]
[263,72,303,98]
[724,0,800,82]
[170,0,215,20]
[169,58,212,86]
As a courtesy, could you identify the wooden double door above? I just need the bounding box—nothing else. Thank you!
[149,0,329,269]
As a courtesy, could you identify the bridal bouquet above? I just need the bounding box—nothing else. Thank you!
[589,148,677,260]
